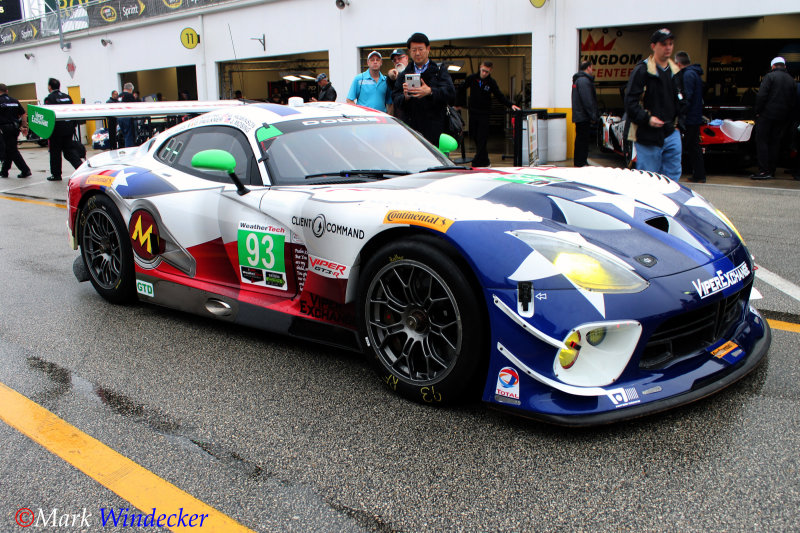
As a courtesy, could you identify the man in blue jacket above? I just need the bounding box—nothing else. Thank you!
[675,51,705,182]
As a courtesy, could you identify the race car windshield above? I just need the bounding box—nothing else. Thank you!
[257,119,452,185]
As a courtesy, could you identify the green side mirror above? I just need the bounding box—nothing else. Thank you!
[190,149,237,173]
[437,133,458,154]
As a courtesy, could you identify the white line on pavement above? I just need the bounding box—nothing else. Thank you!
[755,264,800,303]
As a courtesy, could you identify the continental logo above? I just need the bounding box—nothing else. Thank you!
[86,174,115,187]
[129,210,163,261]
[383,210,454,233]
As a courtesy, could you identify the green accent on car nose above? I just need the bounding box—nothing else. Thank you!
[27,105,56,140]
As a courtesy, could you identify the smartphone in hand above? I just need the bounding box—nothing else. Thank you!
[405,73,421,89]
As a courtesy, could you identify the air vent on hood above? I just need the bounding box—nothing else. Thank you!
[645,216,669,232]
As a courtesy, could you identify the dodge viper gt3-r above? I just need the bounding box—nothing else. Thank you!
[32,100,770,426]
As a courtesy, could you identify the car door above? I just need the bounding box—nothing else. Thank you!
[143,123,298,301]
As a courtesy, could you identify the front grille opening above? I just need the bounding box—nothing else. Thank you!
[639,282,751,370]
[646,216,669,233]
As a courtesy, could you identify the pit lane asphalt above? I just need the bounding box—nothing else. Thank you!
[1,146,799,532]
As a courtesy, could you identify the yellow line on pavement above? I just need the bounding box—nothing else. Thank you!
[767,319,800,333]
[0,381,255,532]
[0,194,66,209]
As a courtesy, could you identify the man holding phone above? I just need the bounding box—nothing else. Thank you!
[346,51,392,113]
[391,32,455,145]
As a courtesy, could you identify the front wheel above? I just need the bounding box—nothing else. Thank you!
[78,194,136,304]
[357,236,486,405]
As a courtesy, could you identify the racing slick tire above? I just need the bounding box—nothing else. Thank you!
[357,235,487,405]
[78,194,136,304]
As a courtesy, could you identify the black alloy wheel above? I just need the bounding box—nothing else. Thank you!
[358,236,486,404]
[79,195,136,304]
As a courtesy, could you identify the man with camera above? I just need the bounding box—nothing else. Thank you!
[391,32,455,145]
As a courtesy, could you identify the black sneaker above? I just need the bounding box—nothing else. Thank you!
[18,171,32,178]
[750,172,772,180]
[0,173,8,178]
[46,175,62,181]
[689,177,706,183]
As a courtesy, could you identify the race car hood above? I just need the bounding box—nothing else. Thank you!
[296,166,741,282]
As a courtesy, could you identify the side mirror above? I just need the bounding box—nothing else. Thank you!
[190,149,237,173]
[190,149,250,196]
[437,133,458,155]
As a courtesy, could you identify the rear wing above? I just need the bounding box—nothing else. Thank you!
[27,100,247,139]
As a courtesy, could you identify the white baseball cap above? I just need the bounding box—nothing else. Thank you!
[770,56,785,67]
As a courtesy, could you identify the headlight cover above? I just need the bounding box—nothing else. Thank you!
[511,230,648,293]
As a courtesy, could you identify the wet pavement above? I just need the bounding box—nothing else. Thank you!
[1,143,799,532]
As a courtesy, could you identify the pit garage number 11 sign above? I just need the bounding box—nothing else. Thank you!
[180,27,199,49]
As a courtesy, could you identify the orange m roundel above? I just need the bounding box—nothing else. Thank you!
[129,210,163,260]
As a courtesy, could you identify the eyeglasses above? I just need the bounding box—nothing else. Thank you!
[409,47,427,54]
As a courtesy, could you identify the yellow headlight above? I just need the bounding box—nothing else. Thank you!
[553,252,643,292]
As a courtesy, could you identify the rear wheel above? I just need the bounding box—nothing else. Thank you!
[358,236,486,405]
[78,195,136,304]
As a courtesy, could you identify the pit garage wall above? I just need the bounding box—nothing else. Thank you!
[3,0,797,156]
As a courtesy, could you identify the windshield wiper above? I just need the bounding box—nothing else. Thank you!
[305,169,410,180]
[421,165,472,172]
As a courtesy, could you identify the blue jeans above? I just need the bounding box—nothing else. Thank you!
[118,118,136,148]
[635,128,682,180]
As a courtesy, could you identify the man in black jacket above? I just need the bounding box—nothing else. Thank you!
[392,32,455,146]
[312,73,337,102]
[675,51,706,182]
[44,78,83,182]
[0,83,32,178]
[751,57,796,180]
[624,28,684,180]
[571,61,598,167]
[457,61,520,167]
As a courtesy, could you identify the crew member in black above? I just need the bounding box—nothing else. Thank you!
[0,83,32,178]
[312,73,337,102]
[106,89,119,150]
[44,78,83,181]
[751,57,797,180]
[456,61,520,167]
[571,61,599,168]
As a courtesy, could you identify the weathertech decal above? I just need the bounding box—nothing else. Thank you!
[692,262,750,299]
[308,254,349,279]
[237,221,288,291]
[129,210,163,260]
[383,210,454,233]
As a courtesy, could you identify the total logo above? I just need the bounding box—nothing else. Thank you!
[495,366,520,400]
